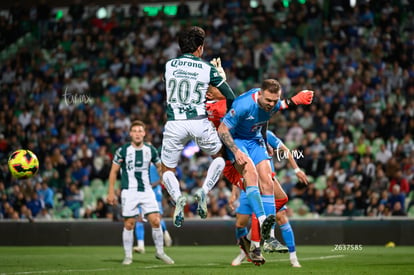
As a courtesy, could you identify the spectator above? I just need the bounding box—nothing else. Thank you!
[93,198,110,219]
[391,201,406,216]
[64,183,84,218]
[389,170,410,195]
[375,144,392,166]
[388,185,406,211]
[26,192,43,218]
[37,181,54,209]
[176,0,191,19]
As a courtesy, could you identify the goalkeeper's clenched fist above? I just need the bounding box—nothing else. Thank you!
[291,90,314,105]
[207,57,227,101]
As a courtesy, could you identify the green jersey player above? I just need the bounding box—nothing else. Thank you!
[107,120,174,265]
[160,26,236,227]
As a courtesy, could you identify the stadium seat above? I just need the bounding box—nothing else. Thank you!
[82,185,96,209]
[118,77,128,90]
[408,207,414,217]
[53,207,73,220]
[91,178,104,190]
[129,76,141,93]
[315,175,327,190]
[287,198,305,213]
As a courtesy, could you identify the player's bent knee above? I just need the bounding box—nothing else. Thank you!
[124,218,136,230]
[236,214,250,227]
[147,213,161,228]
[276,210,288,224]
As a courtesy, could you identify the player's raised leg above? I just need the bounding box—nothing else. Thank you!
[194,121,226,219]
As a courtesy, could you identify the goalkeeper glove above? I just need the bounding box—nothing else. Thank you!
[286,90,314,107]
[210,57,226,80]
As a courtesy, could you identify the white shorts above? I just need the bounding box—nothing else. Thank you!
[161,118,222,168]
[121,189,160,218]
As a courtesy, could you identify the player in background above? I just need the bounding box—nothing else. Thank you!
[107,120,174,265]
[231,130,309,267]
[134,163,173,254]
[161,26,236,228]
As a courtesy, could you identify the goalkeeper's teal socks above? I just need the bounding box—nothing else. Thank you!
[280,222,295,252]
[246,186,265,219]
[236,227,248,240]
[261,194,276,216]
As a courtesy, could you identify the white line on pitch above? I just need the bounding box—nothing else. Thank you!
[0,255,345,274]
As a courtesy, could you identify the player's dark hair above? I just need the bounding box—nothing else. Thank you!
[178,26,205,54]
[261,79,281,94]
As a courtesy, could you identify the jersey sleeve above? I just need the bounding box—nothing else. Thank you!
[209,65,235,108]
[150,145,161,164]
[222,101,245,130]
[113,146,124,165]
[266,130,283,149]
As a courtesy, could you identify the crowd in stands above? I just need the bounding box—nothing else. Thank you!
[0,0,413,222]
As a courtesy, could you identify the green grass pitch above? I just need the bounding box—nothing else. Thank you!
[0,246,413,275]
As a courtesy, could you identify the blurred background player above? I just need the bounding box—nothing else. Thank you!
[231,130,308,267]
[134,162,173,253]
[160,26,236,227]
[107,120,174,265]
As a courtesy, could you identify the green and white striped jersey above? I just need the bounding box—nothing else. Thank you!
[164,53,225,120]
[113,142,160,191]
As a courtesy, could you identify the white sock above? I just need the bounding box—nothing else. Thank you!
[251,241,260,250]
[137,240,144,248]
[162,171,182,202]
[258,215,266,227]
[290,251,297,260]
[123,228,134,258]
[270,227,275,238]
[202,157,225,194]
[152,226,164,255]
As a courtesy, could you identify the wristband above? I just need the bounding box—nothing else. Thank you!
[294,167,301,173]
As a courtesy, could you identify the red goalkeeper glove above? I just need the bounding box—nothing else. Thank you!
[291,90,314,105]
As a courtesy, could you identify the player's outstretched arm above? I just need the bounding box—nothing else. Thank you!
[280,90,314,109]
[210,57,235,109]
[279,143,309,185]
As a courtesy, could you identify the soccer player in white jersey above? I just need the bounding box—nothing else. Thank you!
[107,120,174,265]
[161,26,236,227]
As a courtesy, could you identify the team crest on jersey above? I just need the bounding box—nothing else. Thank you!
[230,109,236,117]
[127,159,134,170]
